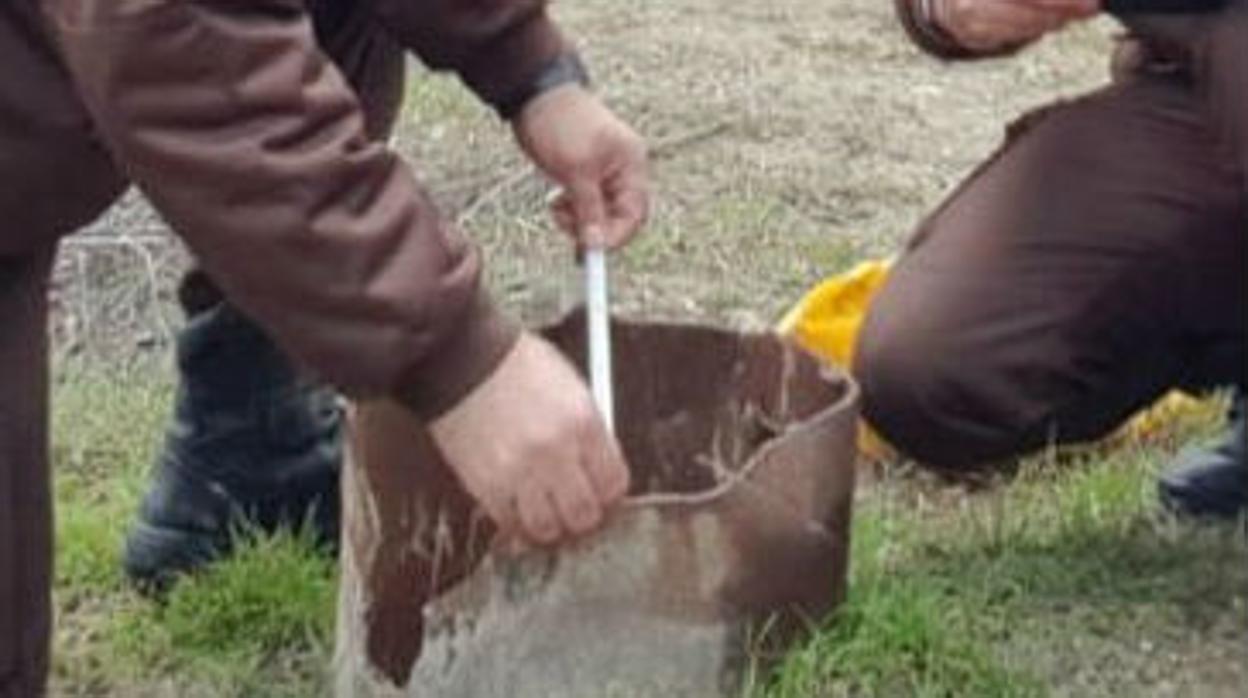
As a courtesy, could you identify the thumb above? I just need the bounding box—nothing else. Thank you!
[568,178,609,248]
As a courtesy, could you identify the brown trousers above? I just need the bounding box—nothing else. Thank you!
[0,252,55,698]
[856,23,1247,469]
[0,6,401,695]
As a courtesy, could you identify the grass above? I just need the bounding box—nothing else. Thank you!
[48,361,1245,697]
[750,402,1246,698]
[50,362,336,697]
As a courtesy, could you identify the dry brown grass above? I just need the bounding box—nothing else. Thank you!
[69,0,1120,340]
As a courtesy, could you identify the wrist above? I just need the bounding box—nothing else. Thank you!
[392,291,521,420]
[496,52,592,121]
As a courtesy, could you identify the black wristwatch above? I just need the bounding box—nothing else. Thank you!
[497,52,592,121]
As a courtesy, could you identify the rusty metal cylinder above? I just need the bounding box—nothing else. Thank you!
[334,315,859,697]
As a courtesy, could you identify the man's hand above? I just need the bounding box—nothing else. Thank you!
[934,0,1101,52]
[513,84,650,250]
[428,332,631,546]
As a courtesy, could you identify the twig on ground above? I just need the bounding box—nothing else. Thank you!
[454,165,538,228]
[650,121,734,161]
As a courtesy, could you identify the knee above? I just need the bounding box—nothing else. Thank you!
[854,306,1023,469]
[854,317,957,467]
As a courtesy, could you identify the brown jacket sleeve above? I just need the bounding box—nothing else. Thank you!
[365,0,570,114]
[42,0,518,418]
[895,0,1033,60]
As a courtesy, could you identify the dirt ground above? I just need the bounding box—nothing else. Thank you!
[64,0,1245,695]
[72,0,1117,343]
[415,0,1114,324]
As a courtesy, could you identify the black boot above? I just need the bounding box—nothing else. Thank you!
[1158,392,1246,520]
[122,283,343,590]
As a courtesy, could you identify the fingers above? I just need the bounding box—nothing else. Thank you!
[474,482,521,543]
[514,419,628,546]
[544,125,649,251]
[548,458,605,536]
[579,415,632,504]
[516,478,562,545]
[549,192,581,249]
[601,168,651,250]
[549,175,650,251]
[941,0,1098,50]
[512,459,618,546]
[984,4,1067,36]
[944,0,1068,48]
[566,178,609,248]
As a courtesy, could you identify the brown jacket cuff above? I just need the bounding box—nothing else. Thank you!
[393,291,521,420]
[456,11,571,115]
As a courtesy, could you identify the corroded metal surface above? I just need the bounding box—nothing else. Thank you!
[334,315,859,697]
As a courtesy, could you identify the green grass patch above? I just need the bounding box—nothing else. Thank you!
[50,362,336,697]
[753,402,1246,697]
[109,528,336,693]
[53,360,168,594]
[49,363,1244,696]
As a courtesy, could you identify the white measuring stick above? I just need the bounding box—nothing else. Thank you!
[584,247,615,433]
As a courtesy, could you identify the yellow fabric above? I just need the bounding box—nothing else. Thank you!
[777,259,894,371]
[778,258,1208,460]
[777,259,896,459]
